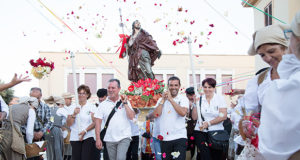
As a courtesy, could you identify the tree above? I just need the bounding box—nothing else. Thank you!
[0,80,15,104]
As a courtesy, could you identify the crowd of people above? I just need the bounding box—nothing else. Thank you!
[0,10,300,160]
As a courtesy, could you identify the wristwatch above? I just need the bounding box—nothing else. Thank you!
[123,102,128,105]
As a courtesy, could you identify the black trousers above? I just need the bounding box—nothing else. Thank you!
[141,153,154,160]
[160,138,187,160]
[70,137,101,160]
[126,136,139,160]
[187,134,196,158]
[194,131,223,160]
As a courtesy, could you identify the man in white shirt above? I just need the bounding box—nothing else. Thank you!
[94,79,135,160]
[96,88,109,160]
[153,76,189,160]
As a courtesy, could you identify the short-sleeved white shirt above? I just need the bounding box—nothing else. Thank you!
[0,95,9,118]
[153,115,161,138]
[94,97,133,142]
[156,94,189,141]
[130,112,140,136]
[194,93,227,132]
[244,69,271,113]
[69,103,96,141]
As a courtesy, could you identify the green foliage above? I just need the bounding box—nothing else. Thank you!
[0,80,15,104]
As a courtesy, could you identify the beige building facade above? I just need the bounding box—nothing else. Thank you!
[242,0,300,71]
[39,51,254,120]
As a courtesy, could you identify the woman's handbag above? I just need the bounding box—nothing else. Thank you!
[64,129,71,144]
[199,96,230,151]
[25,141,47,158]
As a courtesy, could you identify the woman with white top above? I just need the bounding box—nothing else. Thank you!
[243,24,289,114]
[66,85,100,160]
[192,78,228,160]
[0,97,38,160]
[258,11,300,160]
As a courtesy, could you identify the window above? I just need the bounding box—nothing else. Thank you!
[222,74,233,94]
[67,73,79,94]
[189,74,201,89]
[264,2,272,26]
[154,74,164,81]
[205,74,216,80]
[84,73,97,94]
[102,73,114,88]
[167,74,174,80]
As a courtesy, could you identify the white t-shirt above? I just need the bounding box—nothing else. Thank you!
[130,112,140,136]
[26,108,36,144]
[244,69,271,113]
[194,93,227,132]
[259,54,300,160]
[94,97,133,142]
[56,104,74,124]
[152,115,161,138]
[156,94,189,141]
[0,95,9,118]
[69,103,96,141]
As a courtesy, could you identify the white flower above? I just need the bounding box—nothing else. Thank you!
[45,66,51,74]
[171,151,180,159]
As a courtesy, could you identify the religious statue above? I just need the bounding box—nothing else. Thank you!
[121,20,161,82]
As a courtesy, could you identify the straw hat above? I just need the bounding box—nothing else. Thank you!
[44,96,65,105]
[248,24,290,55]
[62,92,74,99]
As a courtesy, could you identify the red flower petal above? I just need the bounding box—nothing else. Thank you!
[190,136,195,140]
[209,24,214,27]
[199,44,203,48]
[208,31,212,36]
[185,10,188,13]
[71,11,74,14]
[154,3,157,6]
[235,31,238,35]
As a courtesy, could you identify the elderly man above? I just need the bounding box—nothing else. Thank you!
[95,79,135,160]
[26,87,53,160]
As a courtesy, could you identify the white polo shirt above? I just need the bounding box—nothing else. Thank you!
[153,115,161,138]
[94,97,133,142]
[194,93,227,132]
[69,103,96,141]
[130,112,140,137]
[156,94,189,141]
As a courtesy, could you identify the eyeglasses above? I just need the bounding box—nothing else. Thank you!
[78,92,87,96]
[284,29,293,40]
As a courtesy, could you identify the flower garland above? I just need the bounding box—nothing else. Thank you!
[29,58,54,79]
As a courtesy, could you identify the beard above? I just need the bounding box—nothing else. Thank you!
[134,26,141,30]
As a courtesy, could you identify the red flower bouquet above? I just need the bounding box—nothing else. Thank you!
[124,78,165,108]
[29,58,54,79]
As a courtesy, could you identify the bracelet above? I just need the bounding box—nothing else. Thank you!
[71,115,76,119]
[207,121,211,127]
[123,102,128,105]
[84,129,87,133]
[160,101,164,105]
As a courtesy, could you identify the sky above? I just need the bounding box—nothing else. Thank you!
[0,0,254,97]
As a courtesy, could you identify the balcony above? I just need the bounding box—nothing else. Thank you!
[241,0,259,7]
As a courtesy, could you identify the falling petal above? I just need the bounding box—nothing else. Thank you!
[208,32,212,36]
[209,24,214,27]
[178,7,183,12]
[199,44,203,48]
[235,31,238,35]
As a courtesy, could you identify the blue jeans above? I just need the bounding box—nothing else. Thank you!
[153,137,162,160]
